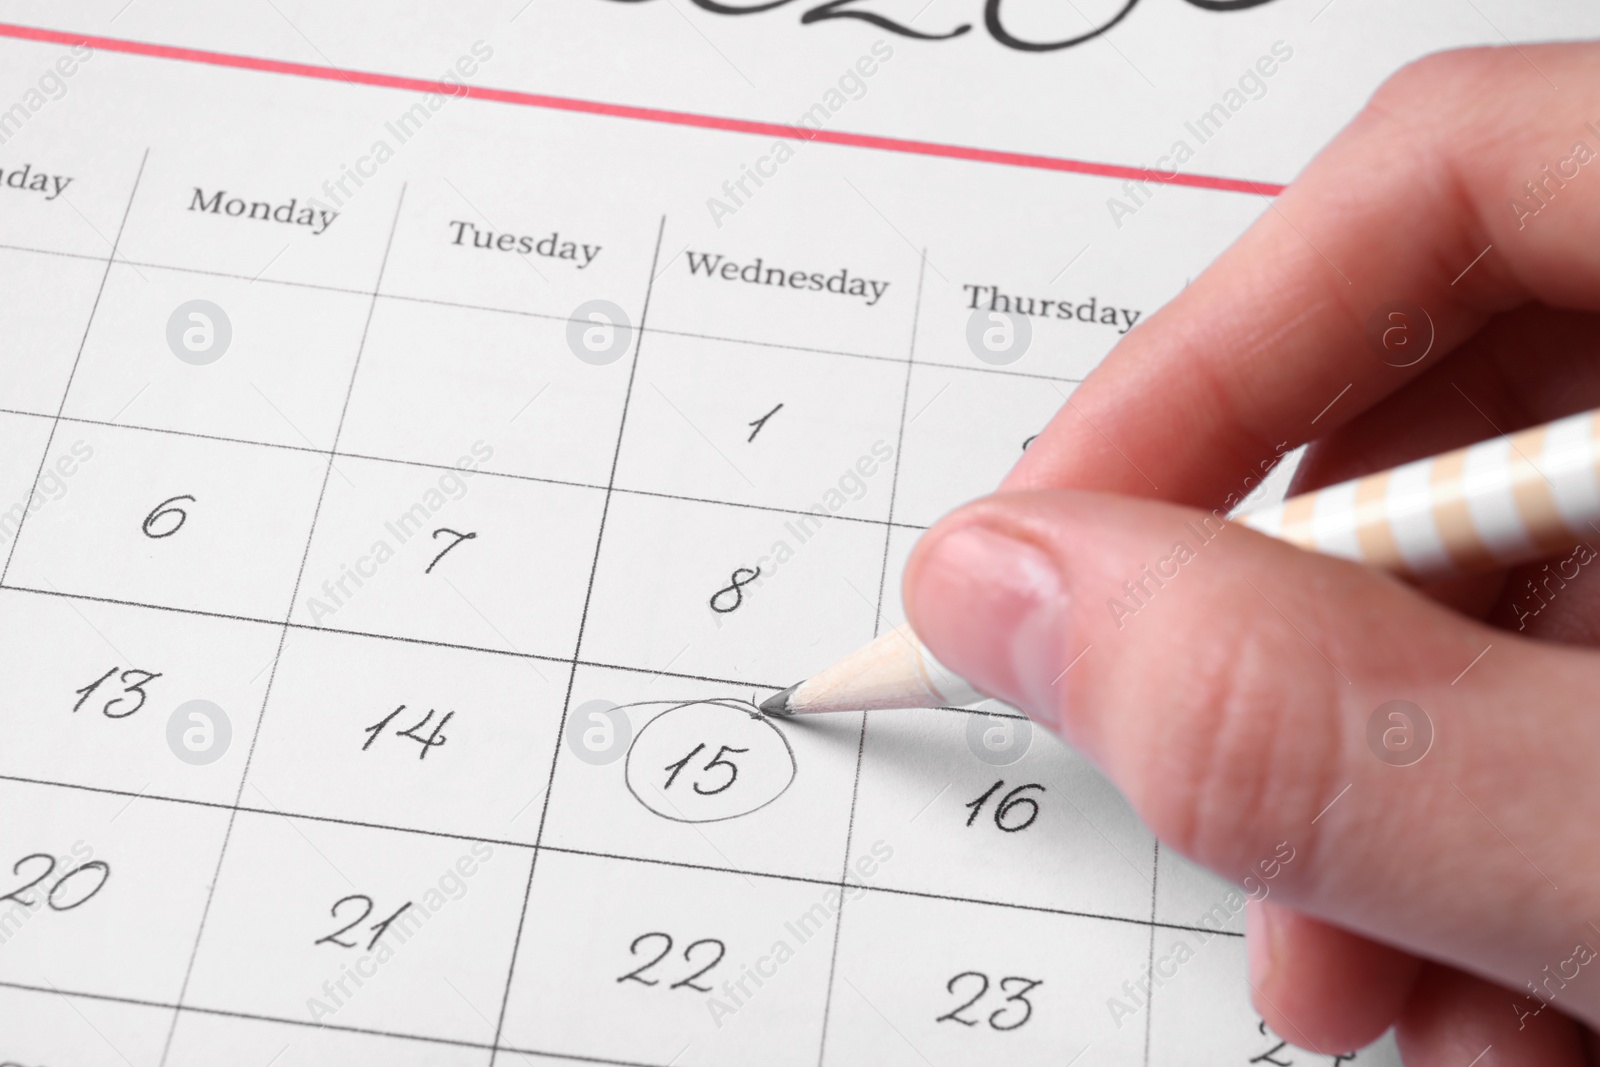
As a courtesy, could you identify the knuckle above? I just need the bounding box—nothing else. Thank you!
[1123,600,1343,873]
[1365,47,1506,122]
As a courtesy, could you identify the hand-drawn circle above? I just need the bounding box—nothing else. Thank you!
[965,712,1033,766]
[1366,699,1433,767]
[625,699,796,823]
[567,299,633,366]
[565,698,632,766]
[167,700,232,766]
[966,308,1032,366]
[166,300,233,366]
[1365,301,1434,369]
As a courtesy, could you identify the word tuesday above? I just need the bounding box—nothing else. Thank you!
[447,220,602,269]
[685,252,890,306]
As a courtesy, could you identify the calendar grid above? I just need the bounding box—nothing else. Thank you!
[0,150,147,586]
[1141,841,1161,1066]
[0,179,1208,1058]
[0,9,1455,1057]
[0,169,1256,1045]
[485,214,670,1066]
[0,407,936,534]
[152,185,411,1067]
[0,189,1273,1067]
[813,248,927,1067]
[0,766,1240,942]
[0,174,1203,1058]
[0,239,1091,388]
[0,580,870,693]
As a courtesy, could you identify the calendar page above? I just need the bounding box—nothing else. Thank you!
[0,3,1594,1065]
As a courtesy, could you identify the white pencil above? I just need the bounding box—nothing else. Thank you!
[761,406,1600,716]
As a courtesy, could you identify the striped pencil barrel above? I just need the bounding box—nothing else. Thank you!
[1239,408,1600,581]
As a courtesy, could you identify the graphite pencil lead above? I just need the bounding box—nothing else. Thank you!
[759,684,799,717]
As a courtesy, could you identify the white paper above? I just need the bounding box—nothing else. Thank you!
[0,2,1594,1063]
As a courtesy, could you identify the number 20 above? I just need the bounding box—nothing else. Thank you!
[0,853,111,912]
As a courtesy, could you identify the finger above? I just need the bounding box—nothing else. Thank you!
[1289,305,1600,494]
[902,489,1600,1027]
[1247,900,1422,1054]
[1489,550,1600,646]
[1005,44,1600,506]
[1274,304,1600,643]
[1396,963,1590,1065]
[1282,305,1600,623]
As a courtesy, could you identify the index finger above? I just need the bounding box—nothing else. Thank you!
[1006,43,1600,509]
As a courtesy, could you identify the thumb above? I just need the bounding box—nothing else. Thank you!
[903,489,1600,1028]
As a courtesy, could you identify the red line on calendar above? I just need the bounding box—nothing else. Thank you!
[0,21,1287,197]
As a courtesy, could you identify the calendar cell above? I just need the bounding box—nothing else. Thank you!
[0,246,107,416]
[848,707,1157,921]
[500,850,840,1067]
[616,332,905,521]
[0,587,278,804]
[0,985,171,1067]
[0,779,230,1005]
[540,664,859,883]
[822,890,1150,1067]
[1155,845,1253,937]
[380,172,656,323]
[244,627,569,844]
[114,154,398,290]
[583,491,884,686]
[291,453,606,660]
[5,420,329,620]
[647,199,921,361]
[63,263,374,449]
[895,362,1075,528]
[1144,931,1405,1066]
[184,812,529,1045]
[339,296,637,487]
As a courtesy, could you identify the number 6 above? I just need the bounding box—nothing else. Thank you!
[143,495,195,539]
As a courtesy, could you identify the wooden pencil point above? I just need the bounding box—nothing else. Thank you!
[759,685,799,716]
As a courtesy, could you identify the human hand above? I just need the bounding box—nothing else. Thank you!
[904,43,1600,1064]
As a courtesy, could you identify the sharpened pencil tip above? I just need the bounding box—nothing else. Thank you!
[759,684,799,716]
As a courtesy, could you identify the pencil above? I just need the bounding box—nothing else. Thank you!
[761,406,1600,716]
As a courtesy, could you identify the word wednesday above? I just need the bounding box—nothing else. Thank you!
[448,220,601,269]
[189,188,339,235]
[685,252,890,306]
[0,163,72,201]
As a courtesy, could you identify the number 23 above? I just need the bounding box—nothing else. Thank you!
[936,971,1042,1031]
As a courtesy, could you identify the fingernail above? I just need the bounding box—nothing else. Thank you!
[1246,901,1279,993]
[908,524,1070,726]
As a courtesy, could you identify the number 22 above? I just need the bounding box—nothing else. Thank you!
[617,931,726,992]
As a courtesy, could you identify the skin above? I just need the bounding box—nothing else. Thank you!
[903,43,1600,1063]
